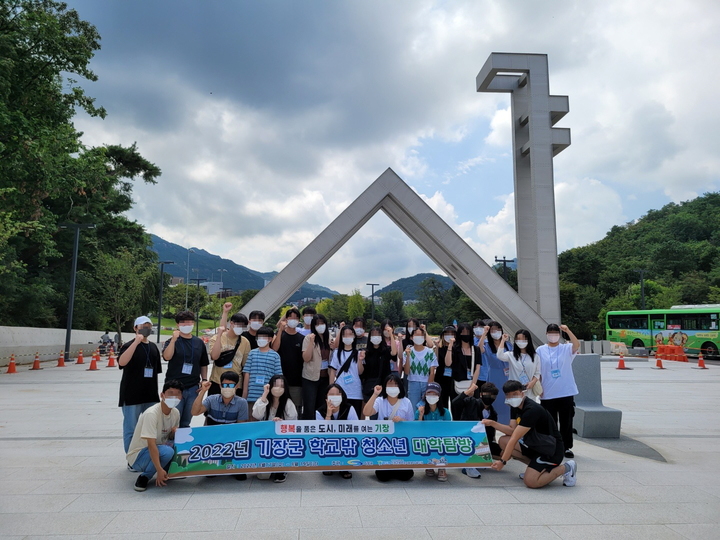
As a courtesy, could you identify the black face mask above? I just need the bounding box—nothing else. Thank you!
[481,396,495,406]
[138,328,152,338]
[460,334,472,343]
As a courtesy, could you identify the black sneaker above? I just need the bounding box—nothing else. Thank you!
[134,475,149,492]
[272,473,287,483]
[233,474,247,481]
[564,450,574,458]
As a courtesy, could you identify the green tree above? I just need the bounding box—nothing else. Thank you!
[347,289,365,321]
[416,277,450,325]
[379,290,405,323]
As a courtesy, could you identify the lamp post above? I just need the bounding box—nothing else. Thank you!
[59,223,96,363]
[185,248,194,309]
[157,261,174,343]
[494,256,512,282]
[367,283,379,325]
[217,268,228,293]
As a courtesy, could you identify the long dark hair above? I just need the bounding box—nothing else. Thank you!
[486,320,504,354]
[512,329,536,361]
[403,318,421,348]
[311,314,330,352]
[336,325,357,360]
[453,323,473,350]
[265,374,291,421]
[422,392,447,417]
[381,373,406,399]
[316,383,353,420]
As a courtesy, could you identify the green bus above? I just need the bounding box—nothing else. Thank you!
[606,306,720,358]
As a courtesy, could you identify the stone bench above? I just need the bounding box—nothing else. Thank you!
[571,354,622,438]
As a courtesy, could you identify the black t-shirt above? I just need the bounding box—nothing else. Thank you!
[511,398,562,439]
[362,343,392,383]
[277,331,304,386]
[242,331,258,350]
[355,335,368,352]
[118,341,162,407]
[163,335,209,388]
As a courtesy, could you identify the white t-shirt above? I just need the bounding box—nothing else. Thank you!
[126,402,179,466]
[405,346,438,382]
[536,343,578,399]
[329,349,363,399]
[314,408,359,421]
[498,351,541,384]
[372,397,414,421]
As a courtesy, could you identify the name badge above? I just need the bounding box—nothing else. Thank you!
[466,369,472,380]
[321,360,329,370]
[444,367,452,378]
[256,377,265,385]
[519,373,530,385]
[503,368,510,378]
[144,368,153,378]
[551,369,561,379]
[224,361,233,369]
[482,409,490,419]
[181,363,193,375]
[343,374,354,385]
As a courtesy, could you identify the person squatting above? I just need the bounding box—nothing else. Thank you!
[118,306,579,491]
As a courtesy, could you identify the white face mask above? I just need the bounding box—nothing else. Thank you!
[178,325,194,334]
[287,319,299,329]
[304,316,313,325]
[256,338,269,348]
[385,387,400,398]
[370,336,382,345]
[315,324,326,334]
[515,340,528,349]
[232,326,244,336]
[407,326,416,333]
[342,337,354,346]
[490,331,502,340]
[164,396,181,409]
[426,395,440,405]
[473,327,483,336]
[547,334,560,344]
[270,387,284,397]
[443,335,454,343]
[505,396,523,408]
[220,387,236,398]
[413,336,425,345]
[249,321,263,331]
[328,395,342,407]
[354,327,364,336]
[237,326,248,334]
[383,330,391,338]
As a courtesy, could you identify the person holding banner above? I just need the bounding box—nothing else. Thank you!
[404,326,438,410]
[363,374,415,481]
[316,384,358,479]
[252,375,298,483]
[329,325,365,417]
[301,314,332,420]
[127,380,182,492]
[483,380,577,489]
[415,382,451,481]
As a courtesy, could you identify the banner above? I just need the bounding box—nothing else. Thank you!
[168,420,493,478]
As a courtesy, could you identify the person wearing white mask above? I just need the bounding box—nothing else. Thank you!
[329,326,365,417]
[415,382,451,481]
[536,323,581,458]
[272,307,305,412]
[242,310,266,349]
[301,314,333,419]
[403,327,438,410]
[363,374,415,481]
[208,303,251,397]
[127,380,183,492]
[316,384,358,479]
[162,311,209,428]
[298,307,317,336]
[483,380,577,489]
[361,326,394,406]
[242,326,283,414]
[497,329,541,402]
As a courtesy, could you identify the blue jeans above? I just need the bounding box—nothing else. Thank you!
[132,444,175,479]
[122,403,154,453]
[179,385,200,428]
[407,380,428,410]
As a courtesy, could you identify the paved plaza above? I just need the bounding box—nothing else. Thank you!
[0,357,718,539]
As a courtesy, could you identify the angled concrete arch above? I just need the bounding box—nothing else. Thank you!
[240,168,549,341]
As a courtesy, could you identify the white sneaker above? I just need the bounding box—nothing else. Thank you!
[562,460,577,487]
[462,467,481,479]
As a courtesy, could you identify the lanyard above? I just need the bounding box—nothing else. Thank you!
[141,343,151,368]
[549,346,560,371]
[181,338,195,365]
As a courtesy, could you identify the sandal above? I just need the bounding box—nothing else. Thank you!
[340,471,353,479]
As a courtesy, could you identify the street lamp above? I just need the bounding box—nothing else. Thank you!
[157,261,174,343]
[367,283,379,325]
[494,256,512,282]
[185,248,194,309]
[217,268,228,291]
[59,223,96,363]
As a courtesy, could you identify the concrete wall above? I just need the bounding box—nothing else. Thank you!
[0,326,140,366]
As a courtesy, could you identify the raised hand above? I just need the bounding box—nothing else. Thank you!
[222,302,233,313]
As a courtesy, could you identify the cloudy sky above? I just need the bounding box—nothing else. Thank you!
[68,0,720,295]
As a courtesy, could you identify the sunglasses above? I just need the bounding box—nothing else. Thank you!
[221,383,236,389]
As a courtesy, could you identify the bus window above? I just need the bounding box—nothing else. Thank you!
[651,314,665,330]
[608,314,649,330]
[680,313,716,331]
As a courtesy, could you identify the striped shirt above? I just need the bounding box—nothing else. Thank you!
[202,394,248,424]
[242,348,283,401]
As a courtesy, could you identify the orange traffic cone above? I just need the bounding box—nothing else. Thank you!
[694,352,709,370]
[30,352,42,370]
[57,350,66,367]
[76,349,84,365]
[616,353,632,370]
[106,350,116,368]
[6,354,17,374]
[652,356,666,370]
[87,351,99,371]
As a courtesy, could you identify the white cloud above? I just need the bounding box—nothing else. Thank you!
[484,107,511,148]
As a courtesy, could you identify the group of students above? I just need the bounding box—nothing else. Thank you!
[117,306,581,491]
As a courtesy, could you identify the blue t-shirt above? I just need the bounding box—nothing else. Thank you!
[242,348,282,401]
[415,407,452,421]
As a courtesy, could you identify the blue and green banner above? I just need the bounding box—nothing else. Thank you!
[168,420,493,478]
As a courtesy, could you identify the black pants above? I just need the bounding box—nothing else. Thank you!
[347,399,363,419]
[301,376,330,419]
[541,395,575,450]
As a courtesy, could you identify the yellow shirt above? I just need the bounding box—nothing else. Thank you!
[126,402,179,466]
[207,331,251,384]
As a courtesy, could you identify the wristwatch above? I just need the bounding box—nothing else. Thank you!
[500,459,507,465]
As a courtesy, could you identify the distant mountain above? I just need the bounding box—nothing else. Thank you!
[149,234,339,302]
[376,273,454,301]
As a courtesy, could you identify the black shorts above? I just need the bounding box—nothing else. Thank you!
[521,439,564,473]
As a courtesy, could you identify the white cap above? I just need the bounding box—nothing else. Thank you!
[134,316,152,327]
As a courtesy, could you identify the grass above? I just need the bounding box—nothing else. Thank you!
[156,317,218,337]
